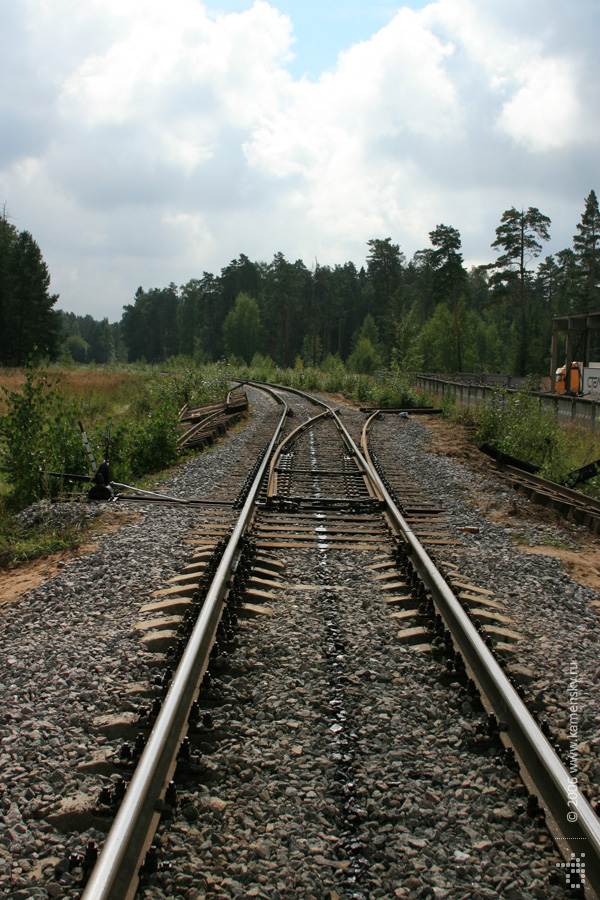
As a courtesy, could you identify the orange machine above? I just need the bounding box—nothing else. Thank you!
[555,362,582,394]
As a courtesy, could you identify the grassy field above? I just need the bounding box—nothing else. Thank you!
[0,367,140,417]
[3,362,600,568]
[0,363,230,567]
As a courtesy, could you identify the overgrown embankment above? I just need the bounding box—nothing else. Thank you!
[236,356,421,407]
[440,388,600,491]
[0,364,230,565]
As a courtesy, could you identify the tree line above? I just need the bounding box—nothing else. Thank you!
[2,191,599,375]
[0,206,62,366]
[120,190,599,376]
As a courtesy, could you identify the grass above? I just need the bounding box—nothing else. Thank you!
[0,367,140,418]
[232,361,420,409]
[5,359,599,569]
[0,362,231,568]
[430,387,600,495]
[538,535,577,551]
[236,362,600,486]
[0,510,88,568]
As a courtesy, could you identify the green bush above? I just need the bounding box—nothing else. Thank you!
[0,370,89,507]
[475,388,568,477]
[322,355,347,393]
[354,376,373,403]
[346,337,379,375]
[373,375,419,409]
[112,401,180,482]
[228,362,421,411]
[247,354,277,383]
[0,365,232,508]
[440,393,457,418]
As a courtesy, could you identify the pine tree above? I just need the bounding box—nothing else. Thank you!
[573,189,600,311]
[366,238,405,354]
[491,206,551,375]
[0,215,61,365]
[429,224,466,371]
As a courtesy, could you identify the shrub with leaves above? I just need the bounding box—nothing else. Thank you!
[372,374,420,409]
[116,401,181,481]
[0,369,88,507]
[0,364,234,508]
[475,387,568,477]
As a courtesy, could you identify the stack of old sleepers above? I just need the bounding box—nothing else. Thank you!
[177,390,248,450]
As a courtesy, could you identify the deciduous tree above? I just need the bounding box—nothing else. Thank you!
[223,292,261,363]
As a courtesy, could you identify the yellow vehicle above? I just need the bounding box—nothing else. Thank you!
[555,361,582,394]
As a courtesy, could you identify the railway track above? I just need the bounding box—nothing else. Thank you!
[1,384,599,900]
[490,463,600,535]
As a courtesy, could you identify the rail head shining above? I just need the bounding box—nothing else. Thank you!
[265,409,331,499]
[360,410,600,897]
[247,386,600,893]
[82,385,288,900]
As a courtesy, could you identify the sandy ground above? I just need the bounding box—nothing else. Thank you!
[2,410,600,611]
[0,509,140,610]
[422,415,600,594]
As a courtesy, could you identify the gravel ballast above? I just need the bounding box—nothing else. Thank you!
[0,391,596,899]
[369,414,600,802]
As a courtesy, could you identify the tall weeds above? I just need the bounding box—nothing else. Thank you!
[474,387,569,478]
[233,361,420,409]
[0,364,230,511]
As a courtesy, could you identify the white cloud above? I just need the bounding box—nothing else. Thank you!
[0,0,598,319]
[245,7,460,175]
[498,58,583,151]
[241,7,463,251]
[422,0,595,152]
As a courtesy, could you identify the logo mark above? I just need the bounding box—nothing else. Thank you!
[556,853,585,889]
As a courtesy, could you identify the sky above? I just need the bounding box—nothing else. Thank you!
[1,0,598,322]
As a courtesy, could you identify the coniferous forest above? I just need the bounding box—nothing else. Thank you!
[3,192,599,377]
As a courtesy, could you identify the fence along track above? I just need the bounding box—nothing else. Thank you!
[81,386,287,900]
[362,410,600,897]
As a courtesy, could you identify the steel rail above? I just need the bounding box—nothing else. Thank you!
[176,407,223,447]
[265,409,331,499]
[225,386,247,407]
[238,379,326,411]
[241,381,385,506]
[81,386,288,900]
[187,377,600,891]
[499,462,600,515]
[110,482,188,503]
[360,411,600,897]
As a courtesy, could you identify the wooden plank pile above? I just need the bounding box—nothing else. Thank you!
[177,390,248,450]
